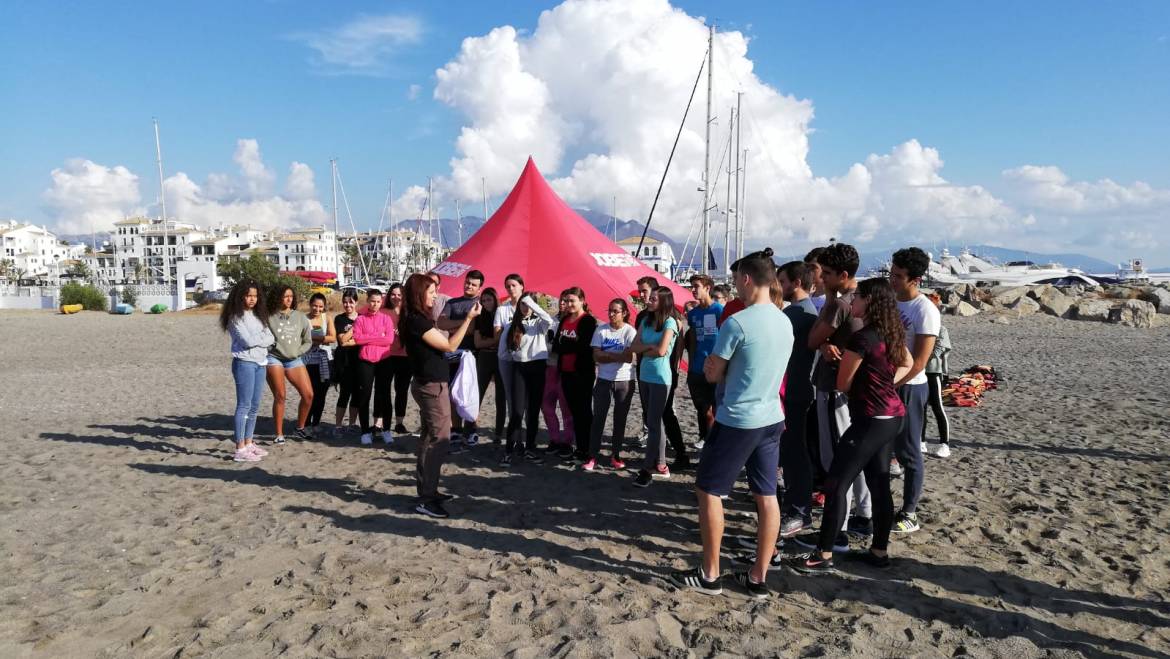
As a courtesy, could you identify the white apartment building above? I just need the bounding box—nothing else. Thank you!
[617,236,676,276]
[108,216,206,284]
[181,226,274,292]
[1,221,86,283]
[275,227,340,282]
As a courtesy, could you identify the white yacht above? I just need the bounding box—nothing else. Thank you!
[927,248,1100,286]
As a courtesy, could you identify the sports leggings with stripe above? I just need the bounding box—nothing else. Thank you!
[922,373,950,445]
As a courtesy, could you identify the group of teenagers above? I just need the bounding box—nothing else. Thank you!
[220,242,953,598]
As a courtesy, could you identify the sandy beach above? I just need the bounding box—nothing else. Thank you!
[1,309,1168,658]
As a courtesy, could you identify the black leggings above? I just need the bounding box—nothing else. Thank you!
[780,398,814,515]
[355,359,392,432]
[306,363,331,427]
[663,372,686,460]
[334,351,357,412]
[507,359,546,452]
[387,356,412,419]
[923,373,951,445]
[561,370,595,458]
[819,416,901,553]
[476,351,506,437]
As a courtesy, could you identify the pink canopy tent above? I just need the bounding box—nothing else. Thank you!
[430,158,692,311]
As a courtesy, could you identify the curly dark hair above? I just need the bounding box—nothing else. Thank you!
[856,278,906,365]
[268,283,297,312]
[891,247,931,281]
[219,279,267,331]
[817,243,860,277]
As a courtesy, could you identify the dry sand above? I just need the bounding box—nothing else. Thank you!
[1,310,1168,658]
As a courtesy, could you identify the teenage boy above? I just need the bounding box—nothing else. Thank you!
[776,261,818,536]
[439,270,484,447]
[888,247,939,535]
[800,243,872,551]
[686,274,723,447]
[670,254,793,599]
[804,247,827,312]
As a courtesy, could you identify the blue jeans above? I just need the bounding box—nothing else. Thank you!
[232,358,267,442]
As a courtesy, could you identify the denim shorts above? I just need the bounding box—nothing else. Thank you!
[695,421,785,496]
[266,355,305,369]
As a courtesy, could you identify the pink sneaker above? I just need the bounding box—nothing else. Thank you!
[246,444,268,457]
[609,457,626,470]
[581,458,597,472]
[233,449,261,462]
[653,463,671,480]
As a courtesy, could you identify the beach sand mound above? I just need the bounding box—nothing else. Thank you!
[1,310,1168,657]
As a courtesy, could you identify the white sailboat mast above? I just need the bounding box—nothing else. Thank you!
[153,118,168,286]
[734,92,742,266]
[331,159,340,283]
[701,23,714,277]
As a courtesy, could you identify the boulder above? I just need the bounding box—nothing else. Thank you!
[990,285,1029,306]
[1105,285,1138,300]
[952,283,974,300]
[1141,287,1170,314]
[1073,298,1113,322]
[1035,287,1074,318]
[1026,284,1054,302]
[1009,296,1041,315]
[938,288,960,306]
[1112,299,1156,328]
[991,315,1012,325]
[951,300,980,317]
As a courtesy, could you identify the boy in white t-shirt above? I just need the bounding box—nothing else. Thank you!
[889,247,940,535]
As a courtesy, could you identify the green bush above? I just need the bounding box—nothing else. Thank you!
[120,285,138,307]
[219,253,311,309]
[60,282,108,311]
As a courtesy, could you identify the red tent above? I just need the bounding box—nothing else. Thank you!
[431,158,692,311]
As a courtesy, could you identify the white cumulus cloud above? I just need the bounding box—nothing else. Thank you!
[42,158,143,234]
[407,0,1170,262]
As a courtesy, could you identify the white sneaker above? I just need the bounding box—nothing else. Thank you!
[381,429,394,445]
[694,439,705,451]
[360,433,373,446]
[934,443,951,458]
[920,441,928,453]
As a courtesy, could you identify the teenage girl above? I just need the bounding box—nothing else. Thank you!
[585,298,637,470]
[472,287,507,442]
[501,292,554,467]
[351,288,396,446]
[332,290,360,436]
[542,296,574,455]
[266,285,315,443]
[221,279,274,461]
[384,283,413,434]
[630,286,681,487]
[304,292,336,435]
[553,286,598,462]
[789,278,913,573]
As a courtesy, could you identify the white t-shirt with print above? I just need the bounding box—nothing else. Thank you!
[898,293,941,386]
[591,323,637,381]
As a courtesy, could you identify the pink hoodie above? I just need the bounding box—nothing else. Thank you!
[352,309,396,363]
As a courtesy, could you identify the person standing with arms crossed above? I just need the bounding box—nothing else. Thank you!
[776,261,820,536]
[670,254,793,599]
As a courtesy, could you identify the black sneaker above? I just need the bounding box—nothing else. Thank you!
[780,514,805,538]
[846,516,873,539]
[891,511,921,534]
[293,427,312,440]
[785,552,835,574]
[733,571,770,599]
[731,551,783,569]
[415,501,449,518]
[557,446,575,460]
[633,470,653,488]
[842,549,891,568]
[669,567,722,595]
[449,441,469,455]
[499,452,512,467]
[523,450,544,464]
[393,423,408,434]
[437,492,458,503]
[792,531,850,553]
[670,457,693,472]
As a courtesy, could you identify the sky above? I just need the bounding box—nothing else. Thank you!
[2,0,1168,266]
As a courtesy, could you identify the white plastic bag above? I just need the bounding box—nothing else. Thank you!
[450,350,480,422]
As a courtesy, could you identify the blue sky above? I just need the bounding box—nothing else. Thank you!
[2,1,1168,263]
